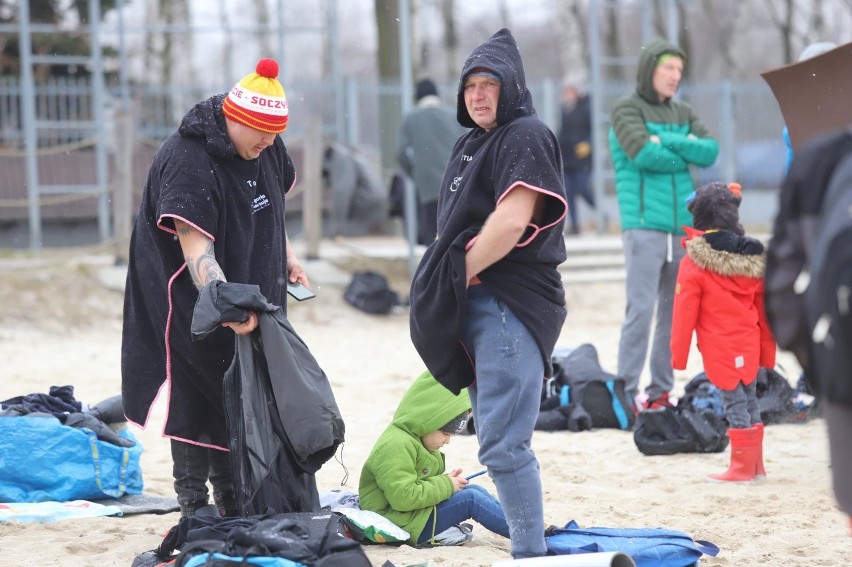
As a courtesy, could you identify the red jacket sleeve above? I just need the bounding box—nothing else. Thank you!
[671,260,701,370]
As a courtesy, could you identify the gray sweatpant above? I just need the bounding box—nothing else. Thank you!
[617,228,685,401]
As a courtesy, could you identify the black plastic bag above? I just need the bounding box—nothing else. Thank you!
[633,406,728,456]
[344,271,399,315]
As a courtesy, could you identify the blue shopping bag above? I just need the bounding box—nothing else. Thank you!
[546,520,719,567]
[0,416,143,502]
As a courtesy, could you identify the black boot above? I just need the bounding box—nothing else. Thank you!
[214,490,240,518]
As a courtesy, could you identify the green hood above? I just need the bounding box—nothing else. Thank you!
[636,38,686,104]
[392,371,471,438]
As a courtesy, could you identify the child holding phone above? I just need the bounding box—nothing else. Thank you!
[359,371,510,547]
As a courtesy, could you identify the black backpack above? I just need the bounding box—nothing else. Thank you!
[537,344,635,432]
[150,512,372,567]
[755,367,810,424]
[343,271,399,315]
[633,405,729,456]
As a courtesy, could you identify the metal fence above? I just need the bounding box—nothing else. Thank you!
[0,74,787,244]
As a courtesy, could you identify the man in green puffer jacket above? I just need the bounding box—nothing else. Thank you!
[609,38,719,409]
[359,371,511,547]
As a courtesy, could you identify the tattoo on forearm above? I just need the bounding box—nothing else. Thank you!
[186,241,225,289]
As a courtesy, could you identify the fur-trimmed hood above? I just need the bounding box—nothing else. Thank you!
[686,230,765,279]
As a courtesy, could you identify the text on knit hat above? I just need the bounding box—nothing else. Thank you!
[222,58,289,134]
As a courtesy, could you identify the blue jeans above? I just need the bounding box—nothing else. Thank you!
[417,484,511,544]
[171,439,237,517]
[460,284,547,559]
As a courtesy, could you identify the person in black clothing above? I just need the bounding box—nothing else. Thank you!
[121,58,309,519]
[557,77,595,235]
[409,28,567,559]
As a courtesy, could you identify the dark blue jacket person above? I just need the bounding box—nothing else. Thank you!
[409,28,568,560]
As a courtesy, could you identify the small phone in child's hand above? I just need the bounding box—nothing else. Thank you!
[287,282,316,301]
[465,469,487,480]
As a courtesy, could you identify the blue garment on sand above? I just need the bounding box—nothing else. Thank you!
[546,520,719,567]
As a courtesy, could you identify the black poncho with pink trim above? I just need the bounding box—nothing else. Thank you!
[121,94,295,449]
[409,28,568,395]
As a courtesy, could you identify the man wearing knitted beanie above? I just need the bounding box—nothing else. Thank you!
[122,59,312,518]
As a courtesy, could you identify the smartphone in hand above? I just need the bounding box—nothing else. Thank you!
[287,282,316,301]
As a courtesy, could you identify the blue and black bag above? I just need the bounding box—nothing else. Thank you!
[546,520,720,567]
[538,344,634,432]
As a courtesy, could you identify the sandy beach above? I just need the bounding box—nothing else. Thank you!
[0,241,847,567]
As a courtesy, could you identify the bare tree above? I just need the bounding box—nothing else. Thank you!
[554,0,590,81]
[605,0,624,82]
[570,0,590,70]
[252,0,274,58]
[441,0,458,84]
[498,0,512,28]
[764,0,795,63]
[374,0,403,175]
[698,0,744,78]
[652,0,667,38]
[807,0,827,43]
[677,0,691,80]
[216,0,234,86]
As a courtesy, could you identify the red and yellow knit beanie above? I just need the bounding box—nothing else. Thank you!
[222,58,288,134]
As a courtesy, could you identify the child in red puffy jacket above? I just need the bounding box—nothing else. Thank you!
[671,182,776,482]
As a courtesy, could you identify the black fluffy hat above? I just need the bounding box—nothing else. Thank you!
[688,182,744,235]
[415,78,439,102]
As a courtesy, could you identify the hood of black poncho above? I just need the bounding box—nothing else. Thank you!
[178,94,237,160]
[456,28,536,129]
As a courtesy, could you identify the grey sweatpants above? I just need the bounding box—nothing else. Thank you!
[617,229,685,401]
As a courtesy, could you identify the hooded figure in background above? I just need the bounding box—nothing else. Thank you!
[409,28,567,560]
[397,78,466,244]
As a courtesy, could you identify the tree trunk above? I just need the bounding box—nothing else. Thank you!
[374,0,402,177]
[555,0,589,81]
[253,0,273,58]
[216,0,234,85]
[677,1,691,80]
[441,0,458,84]
[764,0,795,63]
[605,1,623,83]
[809,0,827,44]
[699,0,743,79]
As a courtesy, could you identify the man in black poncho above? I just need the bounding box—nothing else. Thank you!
[409,28,568,559]
[121,58,310,519]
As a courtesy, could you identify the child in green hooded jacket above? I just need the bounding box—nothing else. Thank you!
[358,371,510,546]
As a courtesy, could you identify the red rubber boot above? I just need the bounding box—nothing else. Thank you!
[754,423,766,479]
[708,426,759,482]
